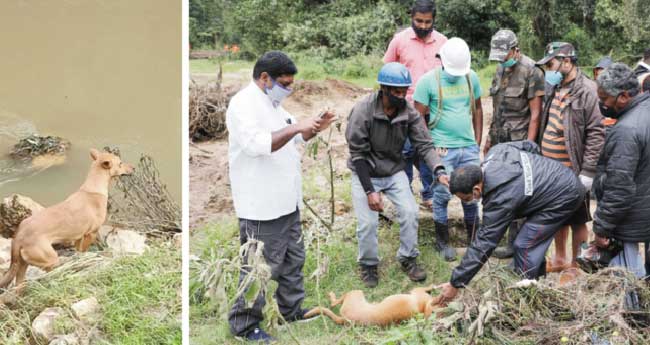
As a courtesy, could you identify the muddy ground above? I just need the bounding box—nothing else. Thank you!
[189,71,495,230]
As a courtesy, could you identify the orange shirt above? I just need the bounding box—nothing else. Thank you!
[542,88,572,167]
[383,28,447,102]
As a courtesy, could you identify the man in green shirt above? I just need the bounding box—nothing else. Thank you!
[413,37,483,261]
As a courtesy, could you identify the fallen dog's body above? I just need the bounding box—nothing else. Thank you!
[305,285,442,326]
[0,149,133,295]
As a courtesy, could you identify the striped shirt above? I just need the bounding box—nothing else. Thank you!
[542,88,572,167]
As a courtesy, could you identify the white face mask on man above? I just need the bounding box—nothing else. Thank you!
[265,78,292,107]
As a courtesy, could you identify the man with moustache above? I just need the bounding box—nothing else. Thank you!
[535,42,604,277]
[384,0,447,209]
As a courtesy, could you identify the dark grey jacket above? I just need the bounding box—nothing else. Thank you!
[346,91,440,176]
[450,141,585,288]
[593,92,650,242]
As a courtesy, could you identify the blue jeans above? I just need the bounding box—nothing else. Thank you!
[403,139,433,201]
[431,144,481,224]
[351,171,420,266]
[609,242,647,278]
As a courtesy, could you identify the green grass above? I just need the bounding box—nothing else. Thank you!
[191,53,496,94]
[190,59,253,75]
[0,243,181,345]
[190,53,383,89]
[476,63,498,98]
[189,154,481,345]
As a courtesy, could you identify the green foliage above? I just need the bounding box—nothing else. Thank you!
[594,0,650,64]
[436,0,517,52]
[190,0,649,71]
[283,1,404,58]
[508,0,649,66]
[189,0,226,48]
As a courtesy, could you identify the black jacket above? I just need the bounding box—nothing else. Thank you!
[593,92,650,242]
[450,141,584,288]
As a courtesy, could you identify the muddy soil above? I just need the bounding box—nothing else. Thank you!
[189,72,494,230]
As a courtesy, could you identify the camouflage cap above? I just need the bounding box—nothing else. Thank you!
[535,42,576,65]
[489,29,518,62]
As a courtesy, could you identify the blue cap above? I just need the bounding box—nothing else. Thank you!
[377,62,412,87]
[595,56,613,69]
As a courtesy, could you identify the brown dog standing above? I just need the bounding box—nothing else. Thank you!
[304,285,442,326]
[0,149,133,294]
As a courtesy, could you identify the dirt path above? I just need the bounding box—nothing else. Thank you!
[190,72,494,230]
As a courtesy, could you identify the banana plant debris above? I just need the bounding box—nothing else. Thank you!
[432,266,650,344]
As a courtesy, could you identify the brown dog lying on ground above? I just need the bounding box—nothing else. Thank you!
[0,149,133,295]
[304,284,442,326]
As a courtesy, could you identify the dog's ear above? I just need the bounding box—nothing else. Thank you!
[90,148,100,161]
[101,160,112,170]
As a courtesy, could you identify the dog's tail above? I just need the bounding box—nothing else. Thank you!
[304,307,348,325]
[0,240,22,288]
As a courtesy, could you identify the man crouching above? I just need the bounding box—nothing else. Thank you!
[436,141,585,302]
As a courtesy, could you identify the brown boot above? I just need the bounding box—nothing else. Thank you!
[400,257,427,282]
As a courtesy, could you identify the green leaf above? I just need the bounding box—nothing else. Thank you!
[244,280,260,306]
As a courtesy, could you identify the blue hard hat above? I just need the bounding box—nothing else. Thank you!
[377,62,412,87]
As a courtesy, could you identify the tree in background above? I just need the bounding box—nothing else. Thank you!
[190,0,650,67]
[436,0,517,53]
[189,0,226,48]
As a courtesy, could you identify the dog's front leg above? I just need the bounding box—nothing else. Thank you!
[77,232,97,252]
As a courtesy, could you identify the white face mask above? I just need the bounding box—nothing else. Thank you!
[265,78,292,108]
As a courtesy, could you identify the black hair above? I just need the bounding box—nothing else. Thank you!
[597,62,640,97]
[252,51,298,80]
[450,165,483,194]
[411,0,436,17]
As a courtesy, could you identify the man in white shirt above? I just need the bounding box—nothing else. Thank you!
[226,51,335,343]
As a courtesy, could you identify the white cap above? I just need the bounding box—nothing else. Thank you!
[439,37,471,76]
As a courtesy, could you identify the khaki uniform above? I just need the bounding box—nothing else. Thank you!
[489,55,545,144]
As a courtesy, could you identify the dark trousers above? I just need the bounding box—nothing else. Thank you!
[403,138,434,200]
[513,195,582,279]
[228,209,305,337]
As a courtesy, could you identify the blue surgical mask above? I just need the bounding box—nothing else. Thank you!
[265,79,292,107]
[501,58,517,68]
[545,70,563,86]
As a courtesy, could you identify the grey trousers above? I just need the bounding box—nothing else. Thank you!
[351,171,420,266]
[228,209,305,337]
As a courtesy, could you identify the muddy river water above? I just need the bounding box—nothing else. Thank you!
[0,1,181,205]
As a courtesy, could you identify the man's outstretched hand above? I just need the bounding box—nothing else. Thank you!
[435,282,459,306]
[594,233,610,248]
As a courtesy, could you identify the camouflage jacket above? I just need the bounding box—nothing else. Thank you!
[489,55,544,143]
